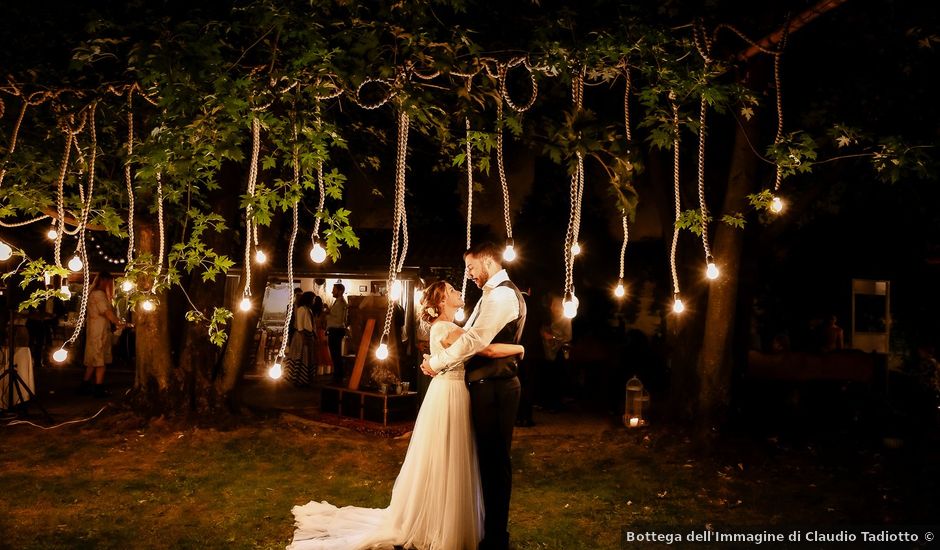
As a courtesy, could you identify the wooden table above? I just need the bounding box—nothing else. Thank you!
[320,386,418,426]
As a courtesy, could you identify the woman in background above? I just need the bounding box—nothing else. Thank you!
[81,272,125,398]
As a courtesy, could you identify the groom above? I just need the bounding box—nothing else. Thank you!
[422,241,526,550]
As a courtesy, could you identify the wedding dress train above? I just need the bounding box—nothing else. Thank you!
[288,321,483,550]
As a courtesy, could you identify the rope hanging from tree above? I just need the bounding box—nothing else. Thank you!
[379,109,410,358]
[562,69,586,318]
[495,64,517,261]
[693,22,718,280]
[125,88,136,264]
[242,117,261,301]
[615,64,633,299]
[276,114,303,367]
[669,96,685,314]
[455,115,474,323]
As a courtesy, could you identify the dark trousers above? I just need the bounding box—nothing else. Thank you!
[469,376,521,550]
[327,328,345,384]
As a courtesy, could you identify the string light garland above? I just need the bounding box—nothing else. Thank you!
[241,117,261,311]
[669,96,684,315]
[310,109,328,264]
[562,69,586,319]
[693,23,719,281]
[56,101,98,363]
[495,73,516,263]
[378,110,410,360]
[455,114,473,324]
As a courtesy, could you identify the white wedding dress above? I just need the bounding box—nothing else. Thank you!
[288,320,483,550]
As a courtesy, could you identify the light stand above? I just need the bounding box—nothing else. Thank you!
[0,278,52,421]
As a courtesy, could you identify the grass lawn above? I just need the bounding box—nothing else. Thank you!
[1,408,937,550]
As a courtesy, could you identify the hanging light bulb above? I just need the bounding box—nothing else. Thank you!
[44,271,52,287]
[141,299,155,312]
[47,225,58,240]
[52,347,69,363]
[0,240,13,261]
[121,279,135,292]
[67,255,83,272]
[706,258,720,280]
[502,239,517,262]
[563,292,578,319]
[454,308,466,323]
[571,242,581,256]
[770,196,784,214]
[268,361,283,380]
[614,280,626,299]
[375,338,390,360]
[239,296,252,312]
[254,249,267,264]
[310,239,327,263]
[673,295,685,314]
[59,284,72,299]
[390,279,403,302]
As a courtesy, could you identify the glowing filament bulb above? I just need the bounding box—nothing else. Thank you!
[571,242,581,256]
[706,262,720,280]
[0,241,12,261]
[375,342,390,360]
[121,280,135,292]
[614,281,626,298]
[503,244,517,262]
[254,249,267,264]
[390,279,403,302]
[770,196,784,214]
[454,308,466,323]
[239,296,252,312]
[67,255,83,272]
[141,299,155,312]
[59,285,72,299]
[47,227,58,240]
[563,293,579,319]
[52,348,69,363]
[44,271,52,286]
[268,362,283,380]
[673,297,685,314]
[310,241,327,263]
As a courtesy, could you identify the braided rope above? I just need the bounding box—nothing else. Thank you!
[496,98,513,240]
[459,116,473,306]
[623,65,633,143]
[500,59,538,113]
[382,110,409,341]
[155,171,165,279]
[53,131,72,267]
[669,100,681,295]
[126,89,135,263]
[0,215,49,228]
[277,120,302,361]
[771,26,789,191]
[694,27,714,262]
[619,215,629,279]
[243,117,261,298]
[0,100,29,188]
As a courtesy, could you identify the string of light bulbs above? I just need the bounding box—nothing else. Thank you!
[693,23,719,282]
[376,109,410,361]
[454,115,474,324]
[561,69,586,319]
[54,101,98,363]
[669,97,685,314]
[269,114,304,380]
[241,117,261,311]
[496,65,516,263]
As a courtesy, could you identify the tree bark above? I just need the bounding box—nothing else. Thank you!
[697,105,761,430]
[132,216,175,415]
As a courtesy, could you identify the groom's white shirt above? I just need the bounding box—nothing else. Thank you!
[428,269,520,373]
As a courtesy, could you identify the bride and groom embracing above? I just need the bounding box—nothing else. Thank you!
[289,241,527,550]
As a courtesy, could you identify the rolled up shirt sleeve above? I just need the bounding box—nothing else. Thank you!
[428,286,519,373]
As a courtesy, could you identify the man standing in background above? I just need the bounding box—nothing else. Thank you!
[325,283,348,386]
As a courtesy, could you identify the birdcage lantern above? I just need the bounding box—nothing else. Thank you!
[623,375,650,428]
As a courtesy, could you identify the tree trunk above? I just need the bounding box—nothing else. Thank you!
[132,216,176,415]
[697,106,761,430]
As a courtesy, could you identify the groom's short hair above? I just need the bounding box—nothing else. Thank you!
[464,241,503,264]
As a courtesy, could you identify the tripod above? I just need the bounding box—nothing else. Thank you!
[0,282,52,421]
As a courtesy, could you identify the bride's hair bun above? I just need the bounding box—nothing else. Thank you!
[419,281,449,324]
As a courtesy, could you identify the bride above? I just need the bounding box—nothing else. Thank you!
[289,280,524,550]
